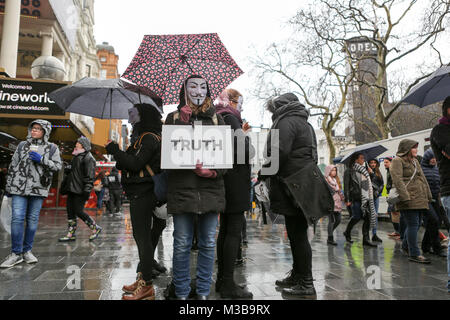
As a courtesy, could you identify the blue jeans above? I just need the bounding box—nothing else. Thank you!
[401,209,425,257]
[372,197,380,235]
[95,188,105,209]
[172,212,219,298]
[11,195,44,255]
[440,196,450,291]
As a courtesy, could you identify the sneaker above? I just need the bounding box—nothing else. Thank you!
[371,234,383,243]
[23,251,38,264]
[0,253,23,268]
[408,255,431,264]
[388,232,400,238]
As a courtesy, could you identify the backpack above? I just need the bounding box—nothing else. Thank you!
[134,132,168,204]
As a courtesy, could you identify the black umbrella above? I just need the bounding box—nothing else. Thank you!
[401,66,450,108]
[49,77,162,119]
[340,143,387,165]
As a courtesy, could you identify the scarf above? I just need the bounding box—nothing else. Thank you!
[215,103,243,123]
[353,163,376,229]
[438,117,450,125]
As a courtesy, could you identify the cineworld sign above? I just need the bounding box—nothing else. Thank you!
[0,78,67,116]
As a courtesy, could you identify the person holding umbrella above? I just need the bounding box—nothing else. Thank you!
[390,139,432,264]
[367,158,384,243]
[214,88,254,299]
[106,103,163,300]
[342,152,378,247]
[59,137,102,242]
[164,75,226,300]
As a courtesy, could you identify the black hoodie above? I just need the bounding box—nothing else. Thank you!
[106,103,162,197]
[164,76,226,215]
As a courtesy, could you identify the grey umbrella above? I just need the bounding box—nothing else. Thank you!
[401,66,450,108]
[49,77,162,119]
[0,132,17,145]
[340,143,387,165]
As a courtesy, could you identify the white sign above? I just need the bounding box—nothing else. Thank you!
[161,124,233,169]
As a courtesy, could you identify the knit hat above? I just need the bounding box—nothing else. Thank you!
[77,136,91,152]
[443,96,450,117]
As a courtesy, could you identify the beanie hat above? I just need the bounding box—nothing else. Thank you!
[77,136,91,152]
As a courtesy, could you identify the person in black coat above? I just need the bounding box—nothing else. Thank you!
[421,149,447,257]
[214,88,254,299]
[164,75,226,300]
[106,103,163,300]
[59,137,102,242]
[106,167,123,216]
[263,93,318,298]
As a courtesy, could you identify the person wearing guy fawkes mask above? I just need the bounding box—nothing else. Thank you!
[106,103,163,301]
[163,75,226,300]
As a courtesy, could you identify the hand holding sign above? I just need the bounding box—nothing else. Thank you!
[193,160,217,179]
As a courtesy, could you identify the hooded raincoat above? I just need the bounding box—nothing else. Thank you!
[390,139,432,211]
[6,119,62,198]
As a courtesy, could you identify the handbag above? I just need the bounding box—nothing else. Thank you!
[0,196,12,234]
[387,161,417,206]
[154,203,168,220]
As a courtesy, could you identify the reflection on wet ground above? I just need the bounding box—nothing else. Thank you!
[0,206,448,300]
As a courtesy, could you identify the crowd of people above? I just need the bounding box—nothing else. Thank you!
[0,76,449,299]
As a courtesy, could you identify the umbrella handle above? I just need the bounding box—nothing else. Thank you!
[139,91,142,104]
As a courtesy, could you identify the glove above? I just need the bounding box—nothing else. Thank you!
[105,141,119,154]
[179,105,192,123]
[193,161,217,179]
[29,151,42,163]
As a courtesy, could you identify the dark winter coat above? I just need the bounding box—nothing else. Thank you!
[106,104,162,198]
[165,104,226,215]
[370,172,384,198]
[421,149,440,200]
[65,151,96,196]
[386,168,393,194]
[264,93,319,216]
[220,111,255,213]
[390,139,432,211]
[6,120,62,197]
[430,121,450,197]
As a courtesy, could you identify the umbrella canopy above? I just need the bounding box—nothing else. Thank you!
[401,66,450,108]
[340,143,387,165]
[0,132,17,145]
[49,77,162,119]
[121,33,244,105]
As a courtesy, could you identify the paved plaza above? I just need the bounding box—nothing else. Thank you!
[0,206,449,300]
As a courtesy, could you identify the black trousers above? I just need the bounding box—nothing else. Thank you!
[136,215,167,274]
[109,189,122,213]
[422,202,442,252]
[217,212,245,280]
[129,193,157,282]
[66,193,94,226]
[285,213,312,278]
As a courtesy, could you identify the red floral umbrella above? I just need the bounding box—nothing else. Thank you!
[121,33,244,105]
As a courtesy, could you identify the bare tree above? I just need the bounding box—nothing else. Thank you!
[251,0,450,155]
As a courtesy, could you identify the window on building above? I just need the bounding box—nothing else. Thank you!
[100,69,107,79]
[86,64,91,77]
[100,56,107,62]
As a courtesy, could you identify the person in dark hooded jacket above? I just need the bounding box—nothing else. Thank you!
[214,88,254,299]
[263,93,318,298]
[421,149,447,257]
[58,136,102,243]
[164,75,226,300]
[106,103,164,300]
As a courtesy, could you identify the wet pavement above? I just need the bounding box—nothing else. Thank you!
[0,206,448,300]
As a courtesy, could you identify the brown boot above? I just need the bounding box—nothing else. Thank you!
[122,272,143,294]
[122,280,155,301]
